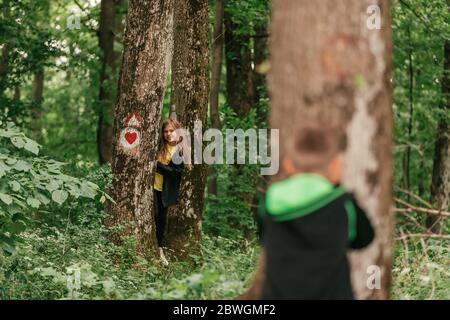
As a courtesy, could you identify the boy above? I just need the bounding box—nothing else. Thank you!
[251,125,374,300]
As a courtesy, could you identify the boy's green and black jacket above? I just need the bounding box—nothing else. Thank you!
[258,174,375,300]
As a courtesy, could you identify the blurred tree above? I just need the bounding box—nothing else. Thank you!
[266,0,394,299]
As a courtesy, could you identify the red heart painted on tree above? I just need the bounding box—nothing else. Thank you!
[125,132,137,144]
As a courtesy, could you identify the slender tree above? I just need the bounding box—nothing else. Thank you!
[224,7,254,119]
[97,0,117,165]
[208,0,224,196]
[427,37,450,233]
[31,68,44,137]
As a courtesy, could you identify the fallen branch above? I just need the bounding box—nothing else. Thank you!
[394,187,433,209]
[395,233,450,241]
[394,198,450,217]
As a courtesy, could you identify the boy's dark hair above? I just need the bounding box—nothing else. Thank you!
[289,124,347,172]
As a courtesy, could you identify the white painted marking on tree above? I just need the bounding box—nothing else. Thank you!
[125,112,143,128]
[120,127,141,149]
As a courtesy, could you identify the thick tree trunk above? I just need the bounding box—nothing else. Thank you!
[97,0,117,165]
[165,0,209,261]
[427,39,450,233]
[224,9,254,119]
[268,0,394,299]
[207,0,224,196]
[106,0,174,258]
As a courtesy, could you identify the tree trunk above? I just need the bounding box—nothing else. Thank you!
[97,0,117,165]
[31,69,44,138]
[224,9,254,119]
[165,0,209,261]
[427,38,450,233]
[207,0,224,196]
[13,86,20,100]
[402,27,413,196]
[106,0,174,258]
[0,44,9,98]
[253,22,269,124]
[269,0,394,299]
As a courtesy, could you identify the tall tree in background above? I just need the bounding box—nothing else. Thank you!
[166,0,209,261]
[0,45,9,99]
[0,0,11,99]
[253,11,269,124]
[268,0,394,299]
[97,0,117,165]
[428,37,450,233]
[208,0,224,196]
[106,0,174,257]
[31,68,44,136]
[224,5,254,118]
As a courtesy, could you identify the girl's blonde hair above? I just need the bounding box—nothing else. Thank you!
[157,118,191,169]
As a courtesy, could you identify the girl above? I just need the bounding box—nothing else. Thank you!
[153,118,189,265]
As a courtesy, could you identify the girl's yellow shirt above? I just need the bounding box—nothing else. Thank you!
[153,144,177,191]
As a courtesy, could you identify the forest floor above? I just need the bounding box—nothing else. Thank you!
[1,207,448,300]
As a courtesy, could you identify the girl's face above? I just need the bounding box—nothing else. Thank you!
[163,123,177,145]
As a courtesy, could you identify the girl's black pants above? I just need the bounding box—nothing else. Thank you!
[154,190,167,247]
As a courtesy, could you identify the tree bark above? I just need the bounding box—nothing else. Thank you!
[97,0,117,165]
[402,26,413,196]
[427,38,450,233]
[253,21,268,124]
[268,0,394,299]
[13,86,20,100]
[224,8,254,119]
[165,0,209,261]
[207,0,224,196]
[31,70,44,111]
[31,69,44,137]
[0,44,9,98]
[106,0,174,258]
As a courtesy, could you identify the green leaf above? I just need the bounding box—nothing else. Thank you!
[0,192,13,205]
[0,128,15,138]
[80,182,96,199]
[46,180,60,192]
[5,158,17,166]
[26,197,41,208]
[0,160,10,178]
[10,136,25,149]
[13,160,32,172]
[36,193,50,205]
[5,220,26,234]
[9,181,21,192]
[0,234,16,254]
[23,139,40,155]
[51,190,68,205]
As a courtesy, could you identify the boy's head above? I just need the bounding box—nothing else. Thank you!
[282,125,347,184]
